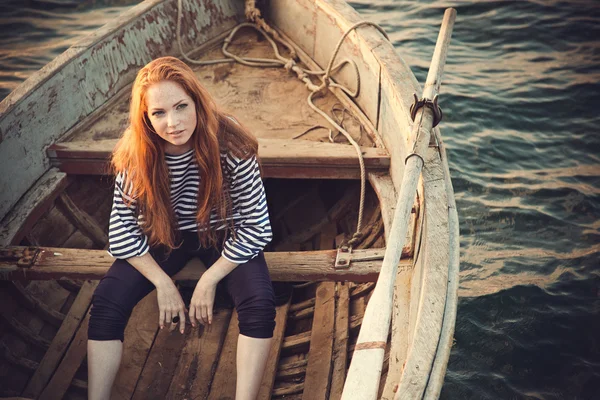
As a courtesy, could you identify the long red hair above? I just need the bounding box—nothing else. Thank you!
[112,56,258,252]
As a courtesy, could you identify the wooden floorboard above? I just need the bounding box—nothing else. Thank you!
[111,292,160,399]
[166,307,232,400]
[47,138,390,179]
[257,298,292,399]
[302,282,336,399]
[130,323,187,400]
[23,280,97,399]
[329,282,350,400]
[206,310,240,400]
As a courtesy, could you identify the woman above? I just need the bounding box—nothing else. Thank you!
[87,56,276,400]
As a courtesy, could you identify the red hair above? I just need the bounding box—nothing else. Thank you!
[112,56,258,252]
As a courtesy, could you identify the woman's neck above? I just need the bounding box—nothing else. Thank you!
[164,142,192,156]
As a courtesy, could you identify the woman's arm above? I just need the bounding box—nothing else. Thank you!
[189,256,238,326]
[107,171,150,259]
[220,154,273,264]
[108,172,187,333]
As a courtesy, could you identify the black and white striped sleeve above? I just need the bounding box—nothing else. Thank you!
[107,172,150,259]
[221,154,273,264]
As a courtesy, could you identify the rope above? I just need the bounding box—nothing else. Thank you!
[176,0,390,248]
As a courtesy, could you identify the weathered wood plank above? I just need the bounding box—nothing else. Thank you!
[282,312,363,355]
[38,309,92,400]
[130,323,188,400]
[10,282,65,327]
[205,310,239,400]
[26,205,77,248]
[256,298,292,399]
[276,357,307,379]
[0,247,413,282]
[0,169,68,247]
[0,311,51,350]
[329,281,350,400]
[273,382,304,396]
[56,193,108,248]
[0,341,38,371]
[47,138,390,179]
[22,280,97,398]
[381,264,412,400]
[367,172,396,242]
[111,292,160,399]
[166,308,232,400]
[303,281,336,399]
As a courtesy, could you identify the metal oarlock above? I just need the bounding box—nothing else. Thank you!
[410,93,443,127]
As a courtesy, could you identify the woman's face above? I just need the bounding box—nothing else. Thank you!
[145,80,197,155]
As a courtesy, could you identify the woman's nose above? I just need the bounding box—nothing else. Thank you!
[167,112,179,128]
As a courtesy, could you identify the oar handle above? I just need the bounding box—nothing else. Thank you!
[423,8,456,100]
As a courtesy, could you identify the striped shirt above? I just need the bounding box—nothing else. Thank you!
[107,149,273,264]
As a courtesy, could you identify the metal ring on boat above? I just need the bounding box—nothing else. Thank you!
[405,152,425,165]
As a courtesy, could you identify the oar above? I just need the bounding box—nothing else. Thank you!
[341,8,457,400]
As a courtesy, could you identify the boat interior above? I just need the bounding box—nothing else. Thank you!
[0,23,419,399]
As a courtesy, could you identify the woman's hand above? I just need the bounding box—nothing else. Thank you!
[189,272,218,326]
[155,279,187,334]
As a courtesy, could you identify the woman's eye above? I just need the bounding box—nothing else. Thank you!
[177,103,187,110]
[152,110,164,117]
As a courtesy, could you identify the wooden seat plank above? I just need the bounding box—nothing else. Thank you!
[302,281,336,399]
[1,246,409,282]
[47,138,390,179]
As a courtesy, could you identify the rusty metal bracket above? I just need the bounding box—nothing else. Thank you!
[0,247,40,268]
[335,245,353,269]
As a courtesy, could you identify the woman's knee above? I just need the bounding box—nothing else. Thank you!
[87,269,149,342]
[88,293,131,342]
[236,287,276,339]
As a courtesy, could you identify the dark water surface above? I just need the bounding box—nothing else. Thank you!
[1,0,599,398]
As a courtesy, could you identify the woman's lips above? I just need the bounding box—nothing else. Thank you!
[169,130,184,136]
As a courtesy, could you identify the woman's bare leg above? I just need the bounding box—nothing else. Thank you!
[235,334,273,400]
[87,339,123,400]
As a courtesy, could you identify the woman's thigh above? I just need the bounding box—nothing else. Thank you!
[223,251,275,307]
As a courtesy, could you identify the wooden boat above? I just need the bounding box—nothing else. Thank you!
[0,1,459,399]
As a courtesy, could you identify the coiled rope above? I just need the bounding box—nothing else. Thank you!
[176,0,389,247]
